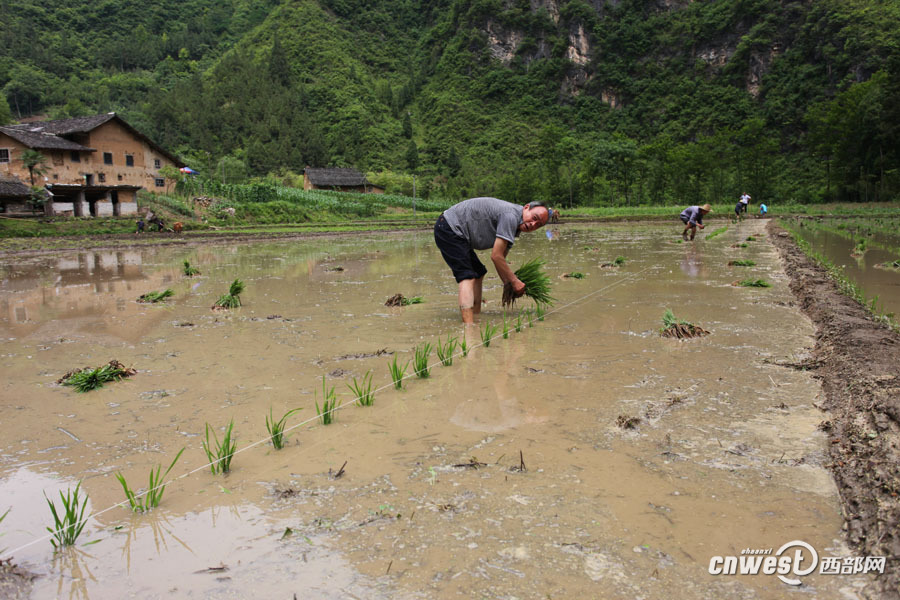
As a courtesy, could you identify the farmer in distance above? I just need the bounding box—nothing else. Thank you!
[434,197,552,324]
[680,203,712,241]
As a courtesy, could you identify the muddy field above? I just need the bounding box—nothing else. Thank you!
[0,220,894,599]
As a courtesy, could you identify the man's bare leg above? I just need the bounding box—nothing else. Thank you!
[472,276,484,315]
[459,278,476,324]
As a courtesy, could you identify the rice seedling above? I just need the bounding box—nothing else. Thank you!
[563,272,586,279]
[137,288,174,303]
[61,360,133,393]
[459,337,469,357]
[115,447,185,512]
[347,371,375,406]
[182,260,200,276]
[315,376,339,424]
[202,420,236,474]
[401,296,424,305]
[265,407,303,449]
[706,226,728,240]
[481,321,498,347]
[614,256,626,266]
[435,336,457,366]
[515,313,523,333]
[213,279,245,309]
[525,308,534,327]
[502,258,555,308]
[502,313,510,339]
[389,355,409,389]
[45,481,89,549]
[852,239,868,256]
[738,279,772,288]
[727,260,756,267]
[535,304,546,321]
[659,309,710,339]
[414,342,433,378]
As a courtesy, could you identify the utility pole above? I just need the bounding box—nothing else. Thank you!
[412,174,416,217]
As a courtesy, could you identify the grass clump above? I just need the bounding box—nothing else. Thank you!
[202,420,236,474]
[182,260,200,276]
[659,309,710,339]
[266,407,302,449]
[60,360,134,393]
[137,288,174,303]
[706,225,728,240]
[414,342,433,378]
[45,482,89,549]
[213,279,245,309]
[435,336,457,366]
[737,279,772,288]
[347,371,375,406]
[315,376,338,425]
[728,260,756,267]
[388,355,409,389]
[481,321,498,347]
[116,447,185,512]
[502,258,555,308]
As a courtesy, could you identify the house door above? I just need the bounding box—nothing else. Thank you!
[111,191,120,216]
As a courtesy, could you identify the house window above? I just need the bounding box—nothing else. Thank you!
[154,158,161,169]
[125,154,134,167]
[52,152,63,166]
[103,152,113,165]
[99,173,106,183]
[70,151,80,162]
[155,178,165,187]
[0,149,9,163]
[118,174,123,181]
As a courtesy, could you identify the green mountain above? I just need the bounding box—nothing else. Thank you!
[2,0,898,204]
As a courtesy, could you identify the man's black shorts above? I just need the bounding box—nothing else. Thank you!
[434,215,488,283]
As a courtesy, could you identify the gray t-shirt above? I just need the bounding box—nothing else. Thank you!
[442,197,523,250]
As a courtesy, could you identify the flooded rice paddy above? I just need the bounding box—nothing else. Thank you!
[0,220,885,599]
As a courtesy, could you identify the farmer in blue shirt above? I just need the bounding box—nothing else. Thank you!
[434,197,552,323]
[680,204,711,241]
[758,203,768,217]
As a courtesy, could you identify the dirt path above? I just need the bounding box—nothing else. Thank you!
[769,221,900,598]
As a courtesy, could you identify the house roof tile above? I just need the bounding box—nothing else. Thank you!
[0,174,33,197]
[305,167,368,187]
[0,126,93,151]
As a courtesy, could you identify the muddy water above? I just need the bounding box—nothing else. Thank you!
[790,223,900,318]
[0,221,875,599]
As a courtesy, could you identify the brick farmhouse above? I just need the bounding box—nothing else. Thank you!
[0,113,181,216]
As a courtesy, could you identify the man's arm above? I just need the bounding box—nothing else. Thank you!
[491,237,526,295]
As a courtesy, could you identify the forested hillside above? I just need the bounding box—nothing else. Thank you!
[2,0,898,205]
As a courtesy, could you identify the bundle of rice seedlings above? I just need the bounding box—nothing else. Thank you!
[60,360,135,392]
[502,258,555,308]
[213,279,245,309]
[659,309,709,339]
[737,279,771,288]
[402,296,424,306]
[137,289,174,303]
[562,272,586,279]
[727,260,756,267]
[183,260,200,276]
[384,294,423,307]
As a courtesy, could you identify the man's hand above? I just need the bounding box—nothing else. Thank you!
[512,278,526,297]
[698,224,705,229]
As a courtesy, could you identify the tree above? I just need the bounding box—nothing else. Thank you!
[0,96,12,125]
[21,149,48,185]
[406,140,419,171]
[158,165,183,194]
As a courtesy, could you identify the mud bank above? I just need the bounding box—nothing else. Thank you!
[769,221,900,597]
